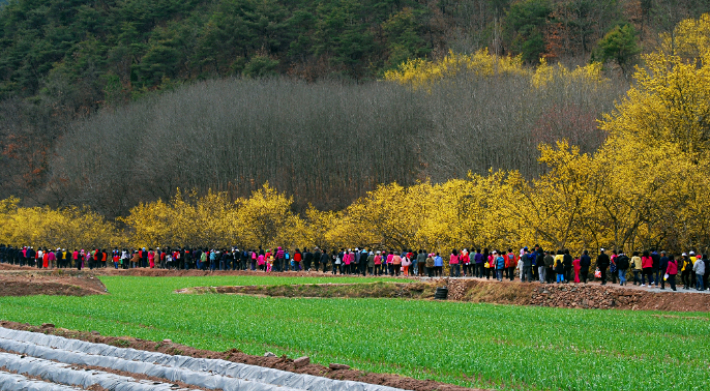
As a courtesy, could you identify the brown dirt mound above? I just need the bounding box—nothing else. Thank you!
[0,271,106,296]
[180,281,434,298]
[527,283,710,311]
[0,321,485,391]
[183,278,710,312]
[445,279,710,312]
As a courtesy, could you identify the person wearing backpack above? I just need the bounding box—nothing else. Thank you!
[680,252,692,289]
[554,250,565,283]
[615,251,630,286]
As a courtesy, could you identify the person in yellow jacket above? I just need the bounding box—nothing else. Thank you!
[630,252,642,285]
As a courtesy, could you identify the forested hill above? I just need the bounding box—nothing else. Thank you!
[1,0,709,105]
[1,0,710,215]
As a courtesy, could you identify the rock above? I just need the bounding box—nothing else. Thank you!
[542,290,550,294]
[162,339,172,344]
[41,323,55,328]
[329,363,350,371]
[294,356,310,369]
[91,330,100,335]
[264,352,276,357]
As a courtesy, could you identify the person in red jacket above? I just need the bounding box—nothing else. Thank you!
[665,254,678,291]
[293,249,302,271]
[641,250,654,287]
[461,249,470,276]
[449,249,460,277]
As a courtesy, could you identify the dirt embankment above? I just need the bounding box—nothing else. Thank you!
[183,279,710,312]
[0,321,483,391]
[179,281,436,298]
[447,279,710,312]
[0,270,106,297]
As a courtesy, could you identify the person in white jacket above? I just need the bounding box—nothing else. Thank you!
[692,256,705,291]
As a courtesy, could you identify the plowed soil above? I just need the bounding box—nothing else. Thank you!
[0,321,485,391]
[0,271,106,296]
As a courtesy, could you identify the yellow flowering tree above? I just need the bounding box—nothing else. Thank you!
[237,182,295,249]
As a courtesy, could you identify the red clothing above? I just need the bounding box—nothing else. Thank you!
[572,259,581,283]
[294,252,302,262]
[641,256,653,269]
[449,254,459,264]
[666,259,678,275]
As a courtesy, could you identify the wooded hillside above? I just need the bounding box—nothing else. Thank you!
[1,0,709,214]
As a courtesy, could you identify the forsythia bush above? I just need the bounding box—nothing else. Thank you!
[3,15,710,254]
[383,49,527,89]
[0,198,116,250]
[384,48,605,91]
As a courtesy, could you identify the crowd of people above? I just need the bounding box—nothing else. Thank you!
[0,244,706,292]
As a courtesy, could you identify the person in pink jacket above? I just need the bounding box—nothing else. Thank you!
[343,250,352,274]
[386,251,394,275]
[449,249,460,277]
[374,251,382,275]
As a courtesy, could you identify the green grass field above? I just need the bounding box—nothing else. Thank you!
[1,275,708,390]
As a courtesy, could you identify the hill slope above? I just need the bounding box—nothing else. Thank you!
[1,0,709,104]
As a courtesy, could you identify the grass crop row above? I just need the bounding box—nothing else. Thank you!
[0,275,708,390]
